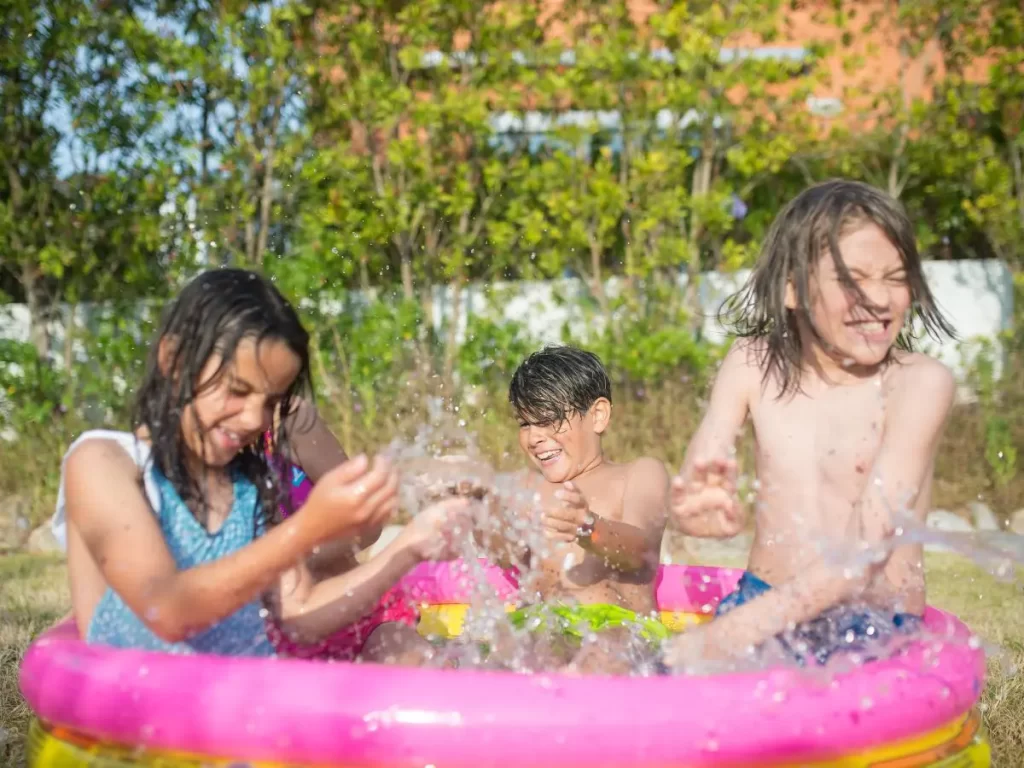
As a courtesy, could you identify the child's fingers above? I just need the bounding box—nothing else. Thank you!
[544,527,577,543]
[545,504,585,526]
[686,477,707,496]
[325,454,369,483]
[717,458,739,488]
[361,470,400,519]
[555,487,586,509]
[543,514,578,536]
[355,456,395,497]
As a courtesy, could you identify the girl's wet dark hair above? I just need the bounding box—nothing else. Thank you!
[134,268,311,528]
[509,345,612,426]
[719,179,956,396]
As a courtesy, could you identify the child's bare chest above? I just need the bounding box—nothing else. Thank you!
[751,383,887,500]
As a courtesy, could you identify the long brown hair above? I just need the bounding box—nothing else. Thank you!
[719,179,956,396]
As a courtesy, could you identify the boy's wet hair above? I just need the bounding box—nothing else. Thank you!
[719,179,955,395]
[134,268,311,528]
[509,345,611,426]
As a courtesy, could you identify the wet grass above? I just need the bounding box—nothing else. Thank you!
[0,555,68,768]
[0,552,1021,766]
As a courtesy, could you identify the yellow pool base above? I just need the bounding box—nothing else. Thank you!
[26,708,989,767]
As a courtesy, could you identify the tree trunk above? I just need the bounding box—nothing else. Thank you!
[22,261,49,358]
[401,252,414,299]
[417,282,435,378]
[359,256,370,292]
[63,302,77,402]
[686,137,715,327]
[442,274,464,386]
[255,134,277,265]
[586,234,622,343]
[1011,142,1024,237]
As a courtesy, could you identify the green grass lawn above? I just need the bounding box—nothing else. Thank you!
[1,553,1022,767]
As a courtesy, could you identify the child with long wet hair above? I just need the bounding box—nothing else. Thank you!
[664,179,957,670]
[53,268,467,656]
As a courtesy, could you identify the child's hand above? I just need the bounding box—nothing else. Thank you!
[399,497,474,561]
[403,455,494,502]
[542,481,591,543]
[670,458,745,539]
[302,454,398,544]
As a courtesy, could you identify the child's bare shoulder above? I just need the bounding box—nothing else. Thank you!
[624,456,670,484]
[725,337,765,368]
[63,438,151,529]
[65,437,139,478]
[890,352,956,401]
[718,338,765,388]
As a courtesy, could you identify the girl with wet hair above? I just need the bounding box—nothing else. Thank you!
[663,179,958,671]
[53,268,468,657]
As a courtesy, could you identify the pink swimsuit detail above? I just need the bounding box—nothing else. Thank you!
[265,446,418,660]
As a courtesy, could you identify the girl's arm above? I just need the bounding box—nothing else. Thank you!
[283,398,383,553]
[65,440,393,643]
[273,498,471,642]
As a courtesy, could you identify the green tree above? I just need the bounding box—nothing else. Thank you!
[294,0,545,380]
[0,0,181,358]
[159,0,315,269]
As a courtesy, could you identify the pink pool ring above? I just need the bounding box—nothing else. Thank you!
[20,563,990,767]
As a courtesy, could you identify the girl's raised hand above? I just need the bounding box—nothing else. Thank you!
[670,457,746,539]
[302,455,398,545]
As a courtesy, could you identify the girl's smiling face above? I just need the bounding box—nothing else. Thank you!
[179,336,301,468]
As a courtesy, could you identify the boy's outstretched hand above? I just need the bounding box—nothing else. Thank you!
[543,481,591,542]
[670,457,746,539]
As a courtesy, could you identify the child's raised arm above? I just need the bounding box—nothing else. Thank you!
[854,356,956,614]
[284,398,384,567]
[65,440,394,643]
[283,398,348,485]
[670,341,755,538]
[544,458,668,572]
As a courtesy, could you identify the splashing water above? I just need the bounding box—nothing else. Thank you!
[370,398,1023,684]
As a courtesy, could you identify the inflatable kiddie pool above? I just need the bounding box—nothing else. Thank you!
[21,563,990,767]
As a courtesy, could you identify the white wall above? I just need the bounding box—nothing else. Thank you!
[1,259,1015,389]
[449,259,1015,388]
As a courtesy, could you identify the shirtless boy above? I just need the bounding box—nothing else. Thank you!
[482,345,671,671]
[665,179,957,669]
